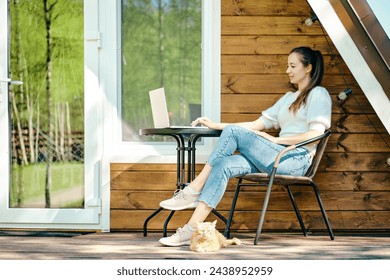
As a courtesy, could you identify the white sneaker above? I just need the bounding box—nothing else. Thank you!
[159,225,194,246]
[159,187,199,210]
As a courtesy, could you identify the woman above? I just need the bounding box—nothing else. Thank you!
[159,46,332,246]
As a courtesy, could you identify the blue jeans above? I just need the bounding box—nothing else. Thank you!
[198,125,312,208]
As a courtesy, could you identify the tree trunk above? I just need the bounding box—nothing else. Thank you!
[157,0,165,87]
[65,102,73,160]
[57,103,65,161]
[11,0,28,166]
[35,104,40,162]
[11,92,28,165]
[27,93,36,163]
[43,0,58,208]
[54,103,59,160]
[13,0,36,165]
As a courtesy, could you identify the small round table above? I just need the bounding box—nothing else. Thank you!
[139,127,225,237]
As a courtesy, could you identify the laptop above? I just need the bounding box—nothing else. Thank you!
[149,87,204,129]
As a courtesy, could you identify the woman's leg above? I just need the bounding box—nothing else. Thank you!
[159,154,256,246]
[158,163,212,210]
[186,202,213,228]
[159,125,313,246]
[159,125,246,210]
[207,125,312,176]
[178,124,256,192]
[186,124,248,193]
[188,163,212,193]
[185,125,313,211]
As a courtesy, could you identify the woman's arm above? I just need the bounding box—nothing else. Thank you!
[191,117,266,131]
[254,130,323,145]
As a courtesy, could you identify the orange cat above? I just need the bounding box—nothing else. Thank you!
[190,220,241,253]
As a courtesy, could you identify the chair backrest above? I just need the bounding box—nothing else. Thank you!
[304,130,331,178]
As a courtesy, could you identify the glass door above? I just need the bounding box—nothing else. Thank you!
[0,0,101,229]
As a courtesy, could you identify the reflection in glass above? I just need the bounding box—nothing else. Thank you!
[121,0,202,141]
[9,0,84,208]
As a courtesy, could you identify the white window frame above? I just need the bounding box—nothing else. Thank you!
[100,0,221,164]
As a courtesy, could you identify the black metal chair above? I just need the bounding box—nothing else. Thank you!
[223,130,334,244]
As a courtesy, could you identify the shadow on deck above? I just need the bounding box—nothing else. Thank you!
[1,231,390,260]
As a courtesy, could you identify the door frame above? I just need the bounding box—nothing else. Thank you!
[0,0,108,230]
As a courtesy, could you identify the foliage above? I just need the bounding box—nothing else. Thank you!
[121,0,202,140]
[10,162,84,208]
[10,0,84,132]
[9,0,84,208]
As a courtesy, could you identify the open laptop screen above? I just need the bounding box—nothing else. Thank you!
[149,88,171,128]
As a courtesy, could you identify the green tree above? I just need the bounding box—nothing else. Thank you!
[10,0,84,208]
[121,0,202,140]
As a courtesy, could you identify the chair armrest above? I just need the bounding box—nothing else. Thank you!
[294,130,331,148]
[273,130,331,168]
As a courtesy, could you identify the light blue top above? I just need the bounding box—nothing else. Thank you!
[260,86,332,138]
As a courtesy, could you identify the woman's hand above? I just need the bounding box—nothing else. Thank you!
[191,117,221,129]
[192,116,267,131]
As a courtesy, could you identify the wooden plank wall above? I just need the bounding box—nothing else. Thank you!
[110,0,390,234]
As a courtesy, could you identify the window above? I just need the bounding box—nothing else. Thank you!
[121,0,202,142]
[108,0,220,162]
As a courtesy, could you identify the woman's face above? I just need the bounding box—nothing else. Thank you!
[286,52,312,88]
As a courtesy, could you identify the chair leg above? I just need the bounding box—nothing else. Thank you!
[224,179,243,238]
[312,182,335,240]
[254,168,277,245]
[286,186,308,237]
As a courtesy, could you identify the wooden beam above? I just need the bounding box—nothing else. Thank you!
[307,0,390,133]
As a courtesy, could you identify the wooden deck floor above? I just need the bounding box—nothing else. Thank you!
[1,231,390,260]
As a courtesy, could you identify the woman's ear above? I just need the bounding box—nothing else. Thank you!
[306,64,313,74]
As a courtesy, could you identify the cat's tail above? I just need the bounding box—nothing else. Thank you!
[226,237,241,246]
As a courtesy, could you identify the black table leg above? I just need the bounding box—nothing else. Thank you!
[142,129,226,237]
[143,207,163,237]
[143,134,185,237]
[163,210,176,237]
[212,209,227,224]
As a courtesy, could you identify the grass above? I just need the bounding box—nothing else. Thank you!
[10,162,84,208]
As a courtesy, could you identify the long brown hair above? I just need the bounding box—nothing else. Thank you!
[289,47,324,113]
